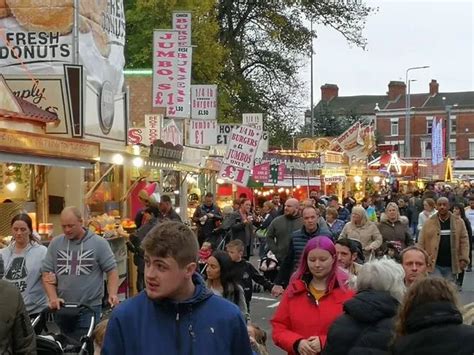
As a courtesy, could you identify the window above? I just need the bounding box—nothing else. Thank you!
[450,116,457,134]
[470,141,474,159]
[426,117,433,134]
[421,141,432,158]
[399,143,405,157]
[449,140,456,157]
[390,119,399,136]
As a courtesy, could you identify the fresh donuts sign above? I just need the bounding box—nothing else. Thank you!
[0,0,125,94]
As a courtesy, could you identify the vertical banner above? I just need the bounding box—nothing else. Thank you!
[145,114,162,144]
[169,46,192,118]
[243,113,264,130]
[189,120,218,146]
[172,12,192,47]
[432,117,444,165]
[152,30,179,116]
[191,85,218,119]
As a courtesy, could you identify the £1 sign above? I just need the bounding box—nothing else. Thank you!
[218,163,250,187]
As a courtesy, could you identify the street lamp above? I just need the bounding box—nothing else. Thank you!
[405,66,430,157]
[310,19,315,137]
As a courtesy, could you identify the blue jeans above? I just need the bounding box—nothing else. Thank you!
[431,265,455,282]
[55,304,101,341]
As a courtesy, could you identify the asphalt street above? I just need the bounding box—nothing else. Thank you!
[248,256,474,355]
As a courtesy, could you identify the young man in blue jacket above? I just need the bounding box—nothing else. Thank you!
[102,221,253,355]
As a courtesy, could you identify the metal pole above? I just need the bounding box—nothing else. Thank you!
[404,66,430,157]
[405,70,410,157]
[73,0,79,64]
[446,105,452,157]
[310,19,314,137]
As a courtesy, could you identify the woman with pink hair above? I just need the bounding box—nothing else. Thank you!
[271,236,354,355]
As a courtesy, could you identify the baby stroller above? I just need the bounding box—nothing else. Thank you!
[259,251,279,283]
[32,303,96,355]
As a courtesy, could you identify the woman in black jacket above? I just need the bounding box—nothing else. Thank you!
[392,277,474,355]
[452,203,473,288]
[323,258,405,355]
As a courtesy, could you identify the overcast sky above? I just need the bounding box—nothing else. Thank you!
[302,0,474,105]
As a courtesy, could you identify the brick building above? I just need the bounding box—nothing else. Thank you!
[314,80,474,177]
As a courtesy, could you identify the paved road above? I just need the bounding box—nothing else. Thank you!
[248,257,474,355]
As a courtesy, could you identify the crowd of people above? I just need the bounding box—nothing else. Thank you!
[2,184,474,354]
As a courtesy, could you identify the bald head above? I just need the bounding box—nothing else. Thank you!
[284,198,299,217]
[61,206,86,240]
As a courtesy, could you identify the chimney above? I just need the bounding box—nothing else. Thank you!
[321,84,339,102]
[387,81,406,101]
[429,79,439,96]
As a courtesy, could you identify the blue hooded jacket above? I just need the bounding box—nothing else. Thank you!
[102,273,253,355]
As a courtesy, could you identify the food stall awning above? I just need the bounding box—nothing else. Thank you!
[0,152,95,169]
[0,128,100,168]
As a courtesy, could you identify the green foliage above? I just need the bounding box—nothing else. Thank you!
[124,0,376,148]
[301,104,361,138]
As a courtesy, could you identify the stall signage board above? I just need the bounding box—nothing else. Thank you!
[172,12,192,47]
[323,176,346,184]
[189,119,218,146]
[127,114,162,146]
[152,30,179,116]
[149,140,183,162]
[222,125,262,171]
[168,47,192,118]
[218,163,251,187]
[0,128,99,161]
[216,123,240,146]
[243,113,263,131]
[252,162,270,183]
[191,85,217,120]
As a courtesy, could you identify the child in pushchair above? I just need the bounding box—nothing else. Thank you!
[32,303,96,355]
[259,251,279,283]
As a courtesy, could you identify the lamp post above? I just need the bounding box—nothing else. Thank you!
[310,19,314,137]
[405,66,429,157]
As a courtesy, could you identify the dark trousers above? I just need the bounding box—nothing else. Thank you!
[55,305,101,342]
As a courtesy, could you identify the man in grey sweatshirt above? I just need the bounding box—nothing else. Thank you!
[42,206,119,340]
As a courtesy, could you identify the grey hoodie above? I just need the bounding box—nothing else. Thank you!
[42,229,116,307]
[0,241,48,315]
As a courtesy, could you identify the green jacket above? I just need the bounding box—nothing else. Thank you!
[0,280,36,354]
[266,214,303,261]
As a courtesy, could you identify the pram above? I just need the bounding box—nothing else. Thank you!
[258,251,279,283]
[199,229,231,275]
[32,303,96,355]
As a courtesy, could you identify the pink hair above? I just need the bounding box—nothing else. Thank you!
[287,236,349,297]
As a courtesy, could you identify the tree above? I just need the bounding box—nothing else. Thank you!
[300,105,361,138]
[215,0,377,146]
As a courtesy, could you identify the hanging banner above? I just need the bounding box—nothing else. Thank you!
[432,117,444,165]
[243,113,264,131]
[189,119,218,146]
[222,125,262,171]
[152,30,179,115]
[255,131,269,160]
[169,46,192,118]
[191,85,217,120]
[172,11,192,47]
[0,0,126,95]
[162,119,183,146]
[218,163,251,187]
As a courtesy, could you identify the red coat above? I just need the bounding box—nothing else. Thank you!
[271,279,354,354]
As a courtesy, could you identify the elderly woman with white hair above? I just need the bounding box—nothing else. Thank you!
[377,202,414,251]
[322,258,406,355]
[339,206,383,261]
